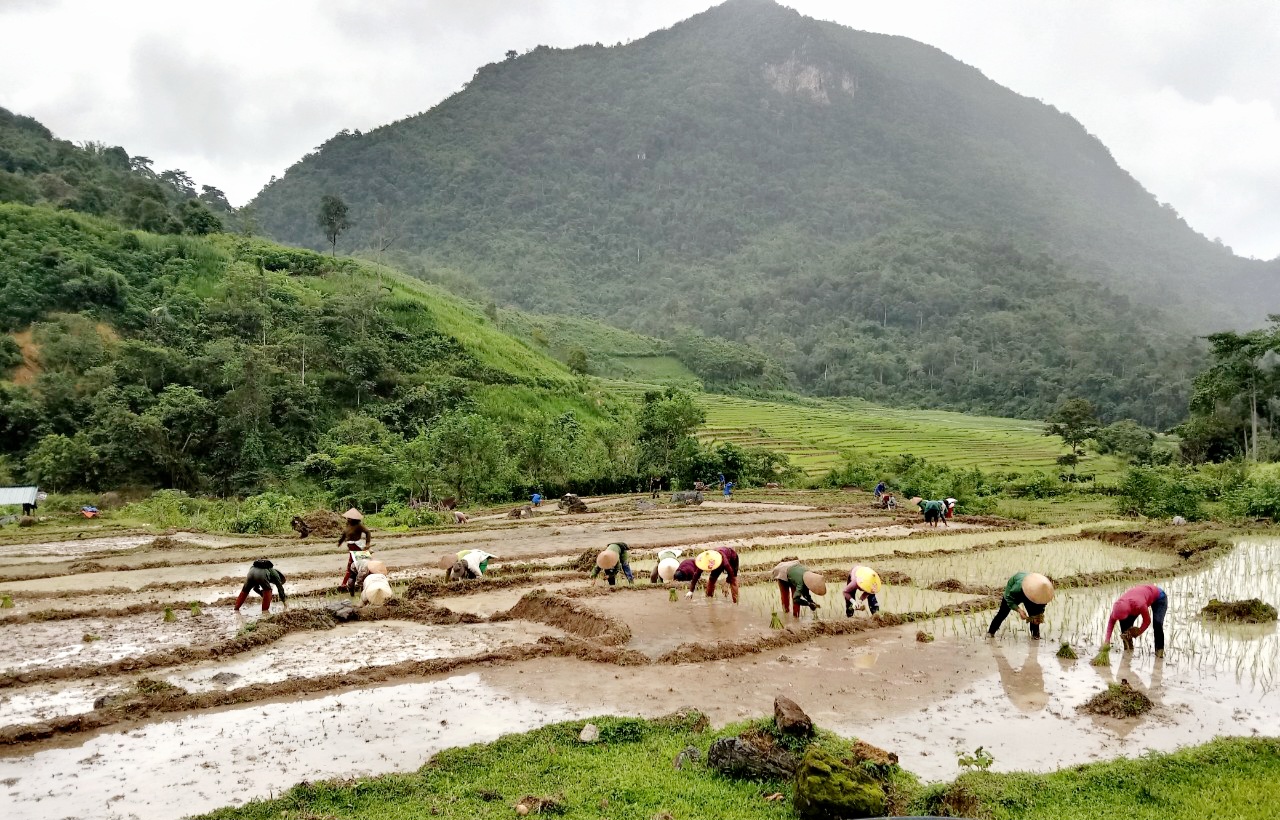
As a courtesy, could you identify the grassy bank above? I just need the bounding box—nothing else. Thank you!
[197,710,1280,820]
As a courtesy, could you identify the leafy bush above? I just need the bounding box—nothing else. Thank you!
[1225,476,1280,521]
[369,501,443,529]
[232,492,301,534]
[1115,466,1205,520]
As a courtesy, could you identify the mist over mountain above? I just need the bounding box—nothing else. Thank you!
[250,0,1276,425]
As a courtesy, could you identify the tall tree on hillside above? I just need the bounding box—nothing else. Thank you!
[317,194,350,256]
[1045,397,1100,474]
[637,388,705,482]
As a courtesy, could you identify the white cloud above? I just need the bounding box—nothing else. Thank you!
[0,0,1275,258]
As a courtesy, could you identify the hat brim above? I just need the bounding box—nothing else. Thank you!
[596,551,619,569]
[344,508,363,520]
[803,572,827,596]
[695,551,723,572]
[1022,573,1055,605]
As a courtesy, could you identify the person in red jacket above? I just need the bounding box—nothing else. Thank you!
[673,548,740,603]
[1104,584,1168,657]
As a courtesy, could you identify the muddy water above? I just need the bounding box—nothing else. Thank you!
[0,535,157,559]
[734,582,981,624]
[0,680,118,726]
[0,674,589,820]
[166,619,563,691]
[879,539,1178,587]
[434,581,584,616]
[941,540,1280,688]
[2,609,243,674]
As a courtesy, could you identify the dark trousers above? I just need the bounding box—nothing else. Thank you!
[989,601,1040,639]
[605,558,634,585]
[1120,590,1167,651]
[706,555,740,602]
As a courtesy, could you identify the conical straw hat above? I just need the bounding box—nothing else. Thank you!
[1021,573,1055,605]
[436,554,458,570]
[344,508,363,520]
[657,558,679,582]
[854,566,882,594]
[596,549,619,570]
[695,550,723,572]
[803,571,827,596]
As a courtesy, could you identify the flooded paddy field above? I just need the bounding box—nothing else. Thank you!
[1,494,1277,820]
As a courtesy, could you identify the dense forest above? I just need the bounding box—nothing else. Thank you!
[248,0,1273,425]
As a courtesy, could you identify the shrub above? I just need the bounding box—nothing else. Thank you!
[1115,465,1205,520]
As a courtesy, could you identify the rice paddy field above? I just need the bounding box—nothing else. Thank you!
[694,394,1121,478]
[1,493,1276,820]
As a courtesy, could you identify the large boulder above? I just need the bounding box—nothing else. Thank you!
[793,746,886,820]
[708,731,798,780]
[671,490,703,506]
[774,695,813,737]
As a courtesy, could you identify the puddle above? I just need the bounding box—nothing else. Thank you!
[0,674,589,820]
[0,681,118,727]
[878,539,1178,587]
[939,540,1280,690]
[164,619,563,691]
[1,609,244,674]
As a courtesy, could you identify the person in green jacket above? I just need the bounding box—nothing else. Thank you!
[917,498,948,527]
[591,542,635,586]
[771,560,827,617]
[987,572,1055,640]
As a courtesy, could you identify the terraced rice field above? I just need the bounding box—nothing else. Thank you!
[694,394,1119,477]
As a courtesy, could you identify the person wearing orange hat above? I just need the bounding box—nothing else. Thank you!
[590,542,634,586]
[771,560,826,618]
[336,508,371,549]
[843,565,882,616]
[676,548,740,602]
[988,572,1055,640]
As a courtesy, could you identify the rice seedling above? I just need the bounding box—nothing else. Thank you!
[189,601,202,616]
[163,607,175,622]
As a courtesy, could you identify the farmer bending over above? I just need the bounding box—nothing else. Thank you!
[235,559,287,613]
[675,548,740,603]
[988,572,1054,640]
[843,565,882,617]
[1105,584,1168,657]
[591,542,634,586]
[445,549,494,581]
[772,560,826,618]
[649,548,683,583]
[916,498,947,527]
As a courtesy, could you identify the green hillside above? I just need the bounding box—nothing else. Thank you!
[245,0,1267,426]
[0,202,648,500]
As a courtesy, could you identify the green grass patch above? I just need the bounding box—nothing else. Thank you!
[917,737,1280,820]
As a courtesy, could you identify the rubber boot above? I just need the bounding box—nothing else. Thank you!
[261,587,273,613]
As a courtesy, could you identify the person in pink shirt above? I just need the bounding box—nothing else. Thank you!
[1104,584,1168,657]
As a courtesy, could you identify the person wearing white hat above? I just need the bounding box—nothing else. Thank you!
[771,560,826,618]
[842,565,882,617]
[945,498,957,519]
[649,548,683,583]
[336,508,371,549]
[590,542,634,586]
[988,572,1055,639]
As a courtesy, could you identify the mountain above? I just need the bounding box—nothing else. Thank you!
[248,0,1279,426]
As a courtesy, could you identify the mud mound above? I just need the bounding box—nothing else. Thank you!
[537,635,651,666]
[1082,679,1153,718]
[1201,598,1278,623]
[570,548,597,572]
[514,794,565,815]
[148,536,199,550]
[927,578,997,596]
[297,509,344,538]
[506,591,631,645]
[929,578,964,592]
[404,571,581,600]
[849,739,898,778]
[878,570,911,585]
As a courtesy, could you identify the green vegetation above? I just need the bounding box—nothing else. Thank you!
[0,105,228,235]
[245,1,1269,425]
[195,713,1280,820]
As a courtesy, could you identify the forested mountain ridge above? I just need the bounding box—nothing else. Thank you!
[249,0,1275,425]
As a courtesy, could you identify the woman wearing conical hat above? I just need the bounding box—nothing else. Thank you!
[988,572,1055,640]
[674,548,740,603]
[843,565,882,617]
[649,548,683,584]
[335,508,371,549]
[591,542,634,586]
[771,560,826,618]
[440,549,495,581]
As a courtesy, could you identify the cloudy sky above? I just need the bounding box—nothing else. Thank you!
[2,0,1276,259]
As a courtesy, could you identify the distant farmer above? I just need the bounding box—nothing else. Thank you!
[290,515,311,539]
[874,481,886,500]
[336,508,371,548]
[531,492,543,507]
[678,548,740,603]
[452,510,469,524]
[443,549,494,581]
[945,498,957,519]
[342,542,372,593]
[591,542,634,586]
[916,498,947,527]
[1104,584,1168,657]
[234,558,287,613]
[650,547,684,584]
[650,476,661,499]
[843,565,882,617]
[987,572,1055,640]
[723,481,735,500]
[880,492,897,510]
[772,560,826,618]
